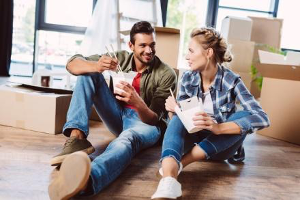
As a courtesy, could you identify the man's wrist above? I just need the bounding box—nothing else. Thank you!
[134,97,147,111]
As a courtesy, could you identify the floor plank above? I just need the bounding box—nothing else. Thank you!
[0,121,299,200]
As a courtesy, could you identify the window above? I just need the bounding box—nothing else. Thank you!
[36,0,94,73]
[216,0,275,31]
[44,0,92,27]
[10,0,36,76]
[166,0,208,69]
[36,31,84,71]
[10,0,95,76]
[219,0,272,12]
[277,0,300,50]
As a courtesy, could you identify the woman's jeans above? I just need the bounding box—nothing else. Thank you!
[161,111,251,164]
[62,73,161,194]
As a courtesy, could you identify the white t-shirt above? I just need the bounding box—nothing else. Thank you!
[203,91,216,121]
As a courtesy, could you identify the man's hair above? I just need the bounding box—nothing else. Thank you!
[130,21,154,44]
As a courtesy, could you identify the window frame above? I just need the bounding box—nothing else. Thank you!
[206,0,280,28]
[30,0,97,74]
[36,0,97,34]
[204,0,300,52]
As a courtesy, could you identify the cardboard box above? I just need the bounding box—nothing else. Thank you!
[0,84,72,134]
[249,16,283,49]
[221,16,253,41]
[227,39,255,73]
[225,39,256,96]
[256,50,300,145]
[120,27,180,69]
[155,27,180,69]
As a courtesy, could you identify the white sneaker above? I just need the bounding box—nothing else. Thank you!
[151,177,182,199]
[158,162,183,177]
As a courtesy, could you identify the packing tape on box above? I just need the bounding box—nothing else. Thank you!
[16,120,25,129]
[15,93,24,102]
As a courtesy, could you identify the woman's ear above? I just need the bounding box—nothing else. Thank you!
[207,48,214,59]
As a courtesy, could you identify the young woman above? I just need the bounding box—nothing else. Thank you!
[151,27,270,199]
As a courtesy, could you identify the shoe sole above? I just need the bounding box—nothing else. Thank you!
[152,196,182,199]
[50,146,95,166]
[48,151,91,200]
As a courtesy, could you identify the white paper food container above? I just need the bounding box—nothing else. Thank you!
[111,71,137,93]
[174,96,204,133]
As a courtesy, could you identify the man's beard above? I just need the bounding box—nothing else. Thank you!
[137,53,154,65]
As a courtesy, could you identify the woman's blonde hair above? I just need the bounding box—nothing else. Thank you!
[190,27,232,64]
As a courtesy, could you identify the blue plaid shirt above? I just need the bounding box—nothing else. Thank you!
[177,65,270,134]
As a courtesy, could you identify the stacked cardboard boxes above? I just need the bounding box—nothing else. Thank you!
[256,50,300,145]
[221,16,255,92]
[221,16,283,99]
[220,16,300,145]
[250,17,283,98]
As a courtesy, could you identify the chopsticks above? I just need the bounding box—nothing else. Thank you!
[105,44,122,72]
[169,88,176,102]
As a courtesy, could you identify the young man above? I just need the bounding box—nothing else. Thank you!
[48,21,177,199]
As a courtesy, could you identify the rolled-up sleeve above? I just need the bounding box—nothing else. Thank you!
[234,78,270,134]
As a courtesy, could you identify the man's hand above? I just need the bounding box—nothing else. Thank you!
[165,96,178,112]
[114,81,143,105]
[193,112,221,134]
[95,55,118,73]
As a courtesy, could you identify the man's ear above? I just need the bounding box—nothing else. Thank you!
[128,41,134,51]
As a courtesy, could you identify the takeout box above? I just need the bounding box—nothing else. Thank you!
[110,71,137,93]
[175,96,204,133]
[0,84,72,134]
[256,50,300,145]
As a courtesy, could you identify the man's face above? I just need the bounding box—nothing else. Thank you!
[129,33,156,65]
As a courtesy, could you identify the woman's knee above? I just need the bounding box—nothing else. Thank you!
[165,115,186,136]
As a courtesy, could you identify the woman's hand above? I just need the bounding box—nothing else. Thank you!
[193,112,221,134]
[165,96,179,112]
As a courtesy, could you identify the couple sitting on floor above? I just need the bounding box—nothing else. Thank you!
[48,21,270,200]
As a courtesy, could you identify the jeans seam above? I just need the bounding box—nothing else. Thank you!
[63,124,88,137]
[160,155,181,166]
[206,140,218,153]
[162,148,181,160]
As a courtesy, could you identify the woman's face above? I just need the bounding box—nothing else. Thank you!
[185,38,209,71]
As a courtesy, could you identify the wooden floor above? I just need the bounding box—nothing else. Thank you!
[0,121,299,200]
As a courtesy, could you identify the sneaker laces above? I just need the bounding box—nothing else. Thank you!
[63,137,76,148]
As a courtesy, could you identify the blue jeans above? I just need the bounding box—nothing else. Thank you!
[161,111,251,164]
[63,73,161,195]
